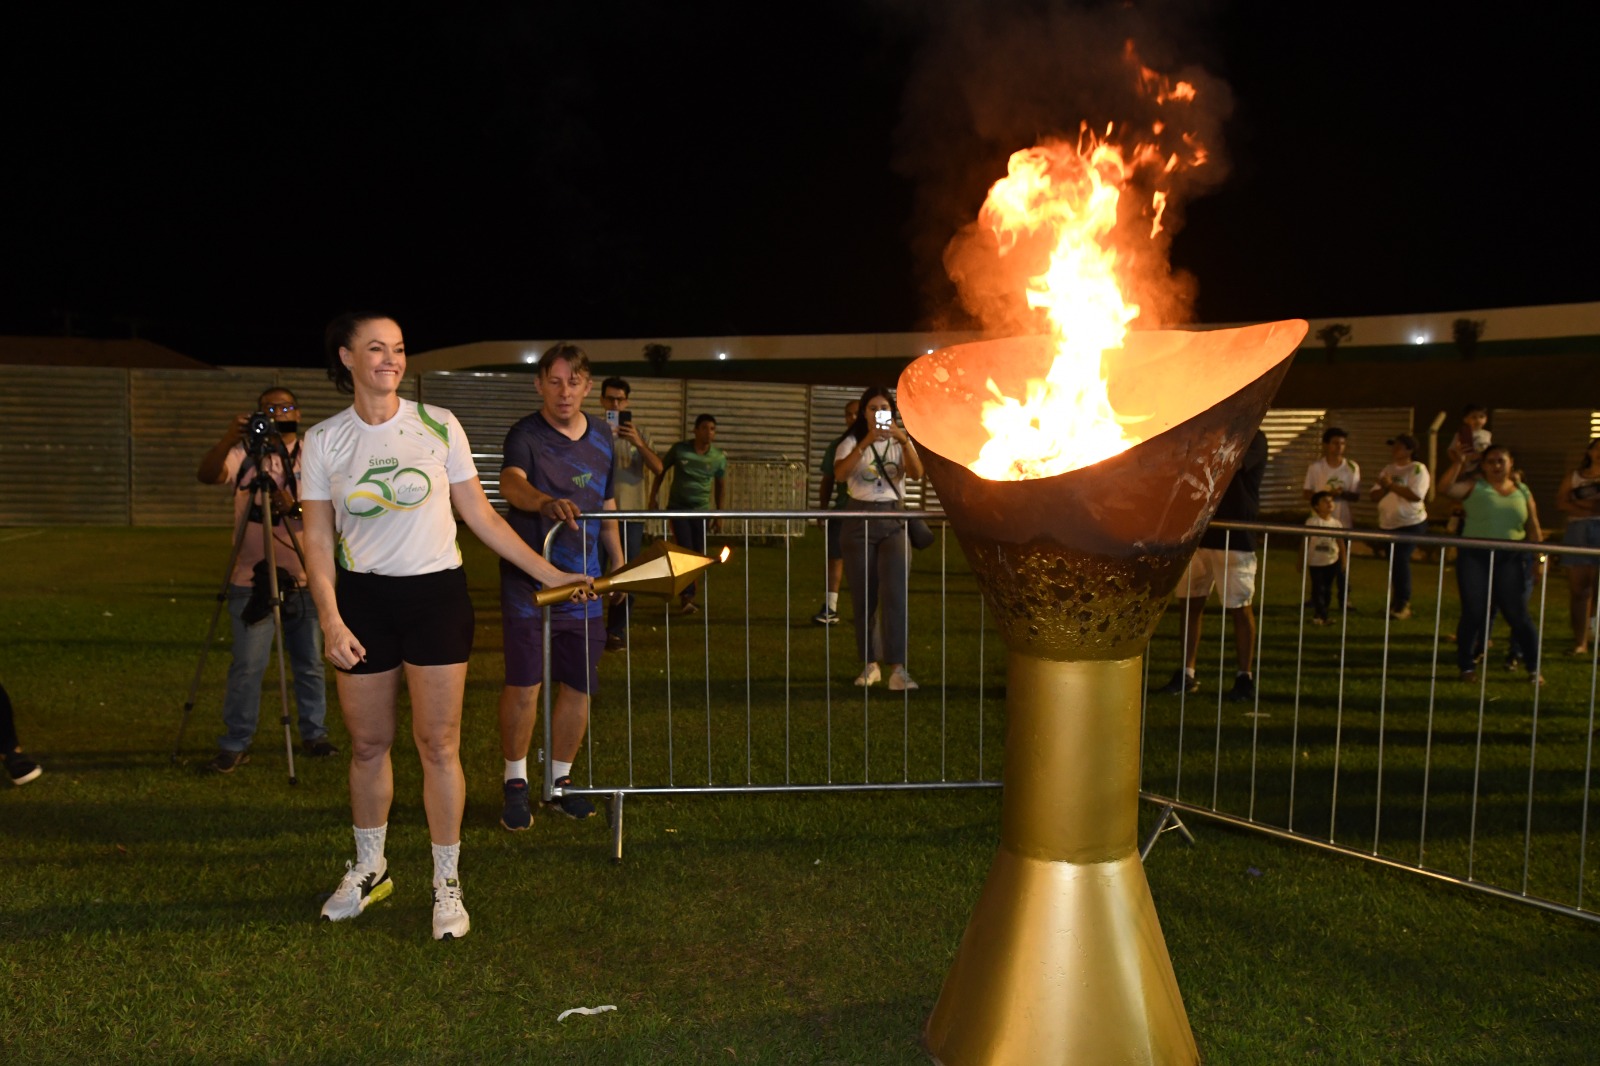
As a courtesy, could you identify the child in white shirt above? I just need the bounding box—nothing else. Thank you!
[1305,491,1344,624]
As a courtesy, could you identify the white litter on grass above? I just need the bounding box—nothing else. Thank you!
[558,1005,617,1022]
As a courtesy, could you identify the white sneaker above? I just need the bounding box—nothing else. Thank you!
[888,666,919,691]
[321,859,392,922]
[854,662,881,687]
[432,877,470,941]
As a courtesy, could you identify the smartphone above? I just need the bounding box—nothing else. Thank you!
[604,410,619,428]
[619,410,633,426]
[874,409,893,430]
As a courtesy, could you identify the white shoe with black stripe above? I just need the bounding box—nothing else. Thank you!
[432,877,469,940]
[321,859,393,922]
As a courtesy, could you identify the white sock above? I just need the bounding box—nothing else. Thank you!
[353,824,386,871]
[825,591,839,611]
[505,758,527,783]
[1183,667,1196,679]
[553,759,573,780]
[432,841,460,884]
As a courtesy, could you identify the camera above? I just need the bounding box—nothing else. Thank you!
[242,411,279,457]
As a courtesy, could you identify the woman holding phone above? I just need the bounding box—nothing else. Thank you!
[834,385,925,691]
[300,312,589,941]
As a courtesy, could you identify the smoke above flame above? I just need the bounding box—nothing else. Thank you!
[954,43,1218,480]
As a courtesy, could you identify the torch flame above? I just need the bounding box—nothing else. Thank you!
[966,48,1206,482]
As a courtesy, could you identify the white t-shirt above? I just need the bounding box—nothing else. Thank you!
[1304,457,1361,528]
[301,400,479,576]
[1305,513,1343,566]
[609,422,654,513]
[1376,461,1430,529]
[837,434,905,504]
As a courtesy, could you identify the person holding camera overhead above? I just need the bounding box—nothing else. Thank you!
[300,313,591,942]
[196,386,333,774]
[835,386,924,691]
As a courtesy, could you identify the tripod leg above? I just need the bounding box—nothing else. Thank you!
[260,490,299,786]
[174,498,256,762]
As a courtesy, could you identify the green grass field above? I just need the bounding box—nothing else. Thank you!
[4,526,1599,1064]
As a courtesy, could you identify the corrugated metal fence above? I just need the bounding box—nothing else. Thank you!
[2,362,1594,531]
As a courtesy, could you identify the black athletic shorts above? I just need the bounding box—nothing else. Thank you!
[334,566,475,674]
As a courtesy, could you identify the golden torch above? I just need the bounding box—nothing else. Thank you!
[898,319,1305,1065]
[533,540,730,607]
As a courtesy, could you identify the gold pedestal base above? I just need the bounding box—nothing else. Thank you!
[924,654,1198,1066]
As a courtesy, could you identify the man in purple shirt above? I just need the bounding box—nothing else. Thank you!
[496,344,623,829]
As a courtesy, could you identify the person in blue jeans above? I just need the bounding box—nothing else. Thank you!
[196,387,333,772]
[1370,433,1431,619]
[1442,444,1545,683]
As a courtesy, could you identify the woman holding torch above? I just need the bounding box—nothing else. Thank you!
[300,313,589,941]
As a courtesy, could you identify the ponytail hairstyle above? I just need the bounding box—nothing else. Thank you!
[324,312,394,394]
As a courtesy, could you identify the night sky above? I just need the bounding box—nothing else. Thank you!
[3,2,1592,366]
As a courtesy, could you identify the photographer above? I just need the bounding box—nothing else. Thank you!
[196,387,333,773]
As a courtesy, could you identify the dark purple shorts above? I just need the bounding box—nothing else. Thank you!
[501,585,605,691]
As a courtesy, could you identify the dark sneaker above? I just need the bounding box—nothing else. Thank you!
[5,751,42,786]
[501,778,533,831]
[1225,673,1256,703]
[543,775,596,820]
[303,738,340,758]
[204,750,250,773]
[1150,669,1199,695]
[604,632,626,653]
[811,605,840,625]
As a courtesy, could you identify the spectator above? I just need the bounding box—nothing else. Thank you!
[496,344,623,829]
[2,680,42,786]
[1556,437,1600,655]
[649,414,727,614]
[195,387,333,772]
[1303,426,1361,608]
[1441,444,1544,684]
[1303,491,1343,625]
[812,399,859,626]
[598,376,662,651]
[1447,403,1492,486]
[1153,430,1269,702]
[301,313,589,941]
[834,386,925,690]
[1370,433,1431,620]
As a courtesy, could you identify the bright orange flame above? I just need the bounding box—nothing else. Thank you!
[967,51,1205,481]
[717,545,732,563]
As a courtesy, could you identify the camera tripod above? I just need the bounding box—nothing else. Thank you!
[172,435,309,785]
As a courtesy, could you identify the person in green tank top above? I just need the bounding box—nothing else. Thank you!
[1442,444,1546,683]
[649,414,727,613]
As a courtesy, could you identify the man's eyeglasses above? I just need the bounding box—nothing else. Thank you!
[265,403,298,415]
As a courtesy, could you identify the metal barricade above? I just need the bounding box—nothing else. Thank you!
[724,458,808,539]
[526,508,1600,926]
[1139,520,1600,925]
[536,509,998,861]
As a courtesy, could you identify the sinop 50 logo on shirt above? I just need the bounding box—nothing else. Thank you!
[346,457,432,517]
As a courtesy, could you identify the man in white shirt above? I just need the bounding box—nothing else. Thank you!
[1303,426,1361,609]
[598,376,662,651]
